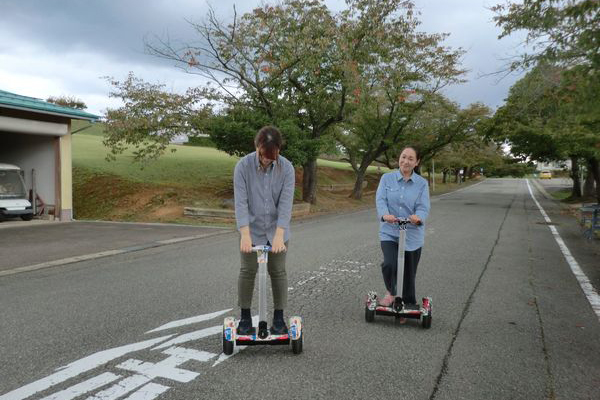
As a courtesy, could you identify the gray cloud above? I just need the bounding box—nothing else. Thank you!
[0,0,526,114]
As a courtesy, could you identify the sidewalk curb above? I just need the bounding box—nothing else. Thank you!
[0,229,233,278]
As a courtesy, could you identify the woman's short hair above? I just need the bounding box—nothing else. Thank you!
[255,126,283,160]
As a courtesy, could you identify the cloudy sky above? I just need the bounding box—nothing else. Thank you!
[0,0,528,116]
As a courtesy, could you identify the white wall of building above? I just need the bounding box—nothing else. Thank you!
[0,132,56,207]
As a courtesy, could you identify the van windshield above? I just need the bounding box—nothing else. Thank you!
[0,170,27,199]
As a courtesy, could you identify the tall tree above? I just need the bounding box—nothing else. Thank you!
[334,17,467,200]
[143,0,414,204]
[103,73,211,163]
[486,63,600,200]
[493,0,600,200]
[492,0,600,71]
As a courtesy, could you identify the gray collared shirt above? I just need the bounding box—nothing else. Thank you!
[234,151,295,245]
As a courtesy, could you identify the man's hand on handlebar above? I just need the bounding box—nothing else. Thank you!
[271,227,287,253]
[240,226,253,253]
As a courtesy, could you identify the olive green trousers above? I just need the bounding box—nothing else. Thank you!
[238,244,288,310]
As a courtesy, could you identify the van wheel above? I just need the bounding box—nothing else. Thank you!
[21,215,33,221]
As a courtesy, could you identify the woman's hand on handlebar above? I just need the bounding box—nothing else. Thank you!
[382,214,398,223]
[409,214,422,225]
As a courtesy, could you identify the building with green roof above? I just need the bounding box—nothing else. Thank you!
[0,89,100,221]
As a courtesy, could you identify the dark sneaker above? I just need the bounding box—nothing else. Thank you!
[237,318,255,335]
[270,318,288,335]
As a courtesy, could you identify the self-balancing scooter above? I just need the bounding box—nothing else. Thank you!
[365,218,432,328]
[223,245,303,354]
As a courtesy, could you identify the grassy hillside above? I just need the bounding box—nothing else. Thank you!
[71,126,384,224]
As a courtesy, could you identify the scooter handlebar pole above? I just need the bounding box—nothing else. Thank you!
[379,216,421,303]
[252,245,270,335]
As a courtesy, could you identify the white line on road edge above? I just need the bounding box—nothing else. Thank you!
[526,179,600,321]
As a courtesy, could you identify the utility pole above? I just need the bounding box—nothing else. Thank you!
[431,158,435,192]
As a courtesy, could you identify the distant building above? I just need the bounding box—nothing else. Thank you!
[170,134,189,145]
[536,160,571,171]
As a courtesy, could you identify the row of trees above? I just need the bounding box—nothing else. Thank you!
[488,0,600,201]
[104,0,508,203]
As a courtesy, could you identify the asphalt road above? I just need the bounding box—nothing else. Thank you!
[1,178,599,400]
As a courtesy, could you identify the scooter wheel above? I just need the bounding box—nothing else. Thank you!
[421,314,432,329]
[365,307,375,323]
[223,336,234,355]
[292,334,303,354]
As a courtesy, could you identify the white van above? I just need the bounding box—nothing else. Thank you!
[0,164,33,221]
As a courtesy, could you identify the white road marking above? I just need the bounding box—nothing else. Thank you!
[146,309,231,333]
[162,346,217,363]
[122,383,170,400]
[117,359,199,383]
[0,335,172,400]
[527,179,600,321]
[85,374,152,400]
[39,373,121,400]
[117,347,217,383]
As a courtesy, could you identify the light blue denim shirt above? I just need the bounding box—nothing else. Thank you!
[234,151,295,245]
[376,170,430,251]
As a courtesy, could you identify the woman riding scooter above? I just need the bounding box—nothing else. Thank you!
[376,146,430,318]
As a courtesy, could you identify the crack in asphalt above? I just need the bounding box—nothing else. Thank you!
[428,193,517,400]
[524,191,557,400]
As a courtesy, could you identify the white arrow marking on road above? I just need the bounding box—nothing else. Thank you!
[146,309,232,333]
[90,346,218,399]
[39,373,121,400]
[527,179,600,321]
[2,310,249,400]
[151,325,222,350]
[0,335,172,400]
[116,347,217,383]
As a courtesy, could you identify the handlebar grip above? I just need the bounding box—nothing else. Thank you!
[380,216,422,225]
[251,245,271,252]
